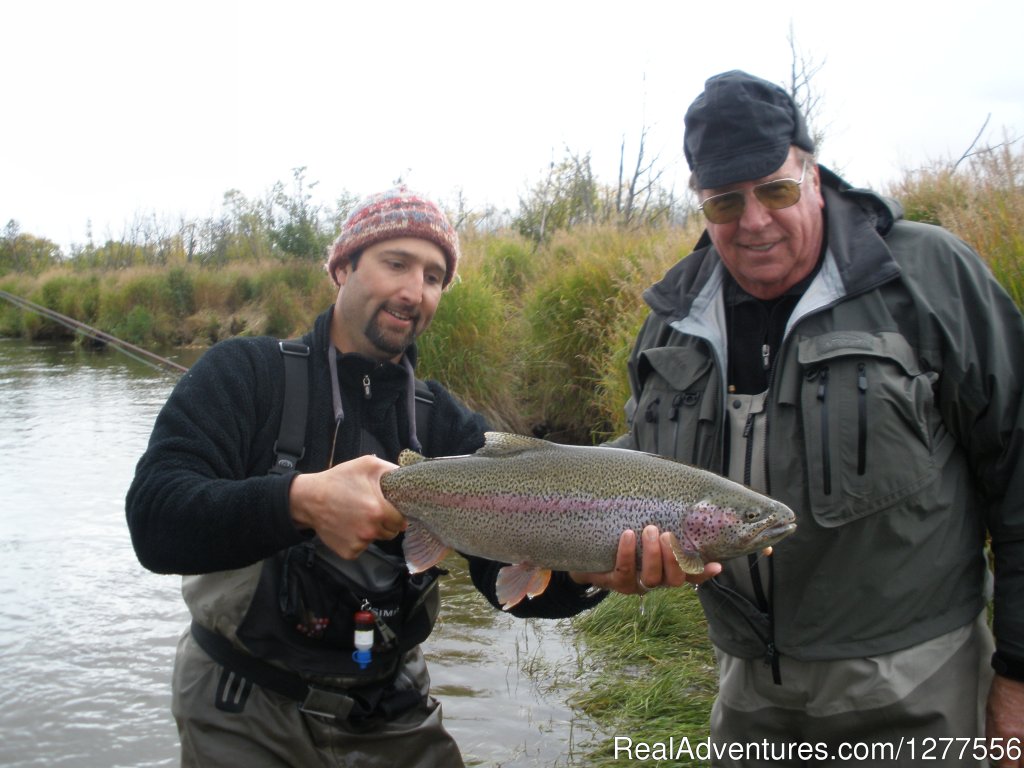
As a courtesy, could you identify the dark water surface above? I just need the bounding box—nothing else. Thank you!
[0,339,598,767]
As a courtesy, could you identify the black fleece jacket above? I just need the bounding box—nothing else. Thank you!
[126,307,602,618]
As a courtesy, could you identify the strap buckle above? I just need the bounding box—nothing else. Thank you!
[278,340,311,357]
[270,442,305,472]
[270,339,311,475]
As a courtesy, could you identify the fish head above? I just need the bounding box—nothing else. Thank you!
[680,488,797,565]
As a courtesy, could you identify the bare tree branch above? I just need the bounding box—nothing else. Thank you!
[786,20,828,152]
[952,114,993,171]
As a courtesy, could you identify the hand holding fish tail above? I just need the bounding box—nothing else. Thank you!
[288,455,407,559]
[571,526,721,595]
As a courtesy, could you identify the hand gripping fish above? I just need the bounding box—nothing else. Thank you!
[380,432,796,610]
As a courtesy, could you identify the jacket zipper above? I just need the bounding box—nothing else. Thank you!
[742,411,756,487]
[722,264,898,687]
[857,363,868,476]
[668,394,682,461]
[758,329,796,686]
[743,405,776,681]
[817,367,831,494]
[667,393,684,448]
[669,392,702,464]
[645,397,660,456]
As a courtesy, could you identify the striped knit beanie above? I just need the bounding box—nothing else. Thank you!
[326,186,460,288]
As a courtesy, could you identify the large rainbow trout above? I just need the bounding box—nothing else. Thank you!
[381,432,796,610]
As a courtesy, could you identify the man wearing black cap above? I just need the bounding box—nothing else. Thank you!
[614,70,1024,765]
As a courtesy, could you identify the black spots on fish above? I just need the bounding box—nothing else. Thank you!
[383,432,797,572]
[683,501,746,553]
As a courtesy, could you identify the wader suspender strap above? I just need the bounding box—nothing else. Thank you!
[270,340,434,475]
[413,379,433,448]
[197,341,439,721]
[270,341,311,475]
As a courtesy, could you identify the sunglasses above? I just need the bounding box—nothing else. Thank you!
[698,160,809,225]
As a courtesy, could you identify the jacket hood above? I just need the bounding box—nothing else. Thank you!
[644,165,904,323]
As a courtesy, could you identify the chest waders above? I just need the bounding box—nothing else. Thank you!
[190,340,442,730]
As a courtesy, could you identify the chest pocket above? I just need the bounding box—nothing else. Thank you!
[791,330,944,526]
[634,346,719,466]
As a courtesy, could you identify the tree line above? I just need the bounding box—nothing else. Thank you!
[2,137,692,278]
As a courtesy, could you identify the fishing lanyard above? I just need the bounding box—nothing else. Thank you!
[326,346,423,468]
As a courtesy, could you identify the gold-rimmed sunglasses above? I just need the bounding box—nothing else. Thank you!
[698,160,809,225]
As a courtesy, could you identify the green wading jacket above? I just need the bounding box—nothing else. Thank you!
[616,167,1024,670]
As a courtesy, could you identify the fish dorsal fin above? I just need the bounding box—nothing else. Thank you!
[397,449,426,467]
[476,431,562,458]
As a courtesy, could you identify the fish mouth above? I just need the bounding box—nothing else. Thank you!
[757,521,797,545]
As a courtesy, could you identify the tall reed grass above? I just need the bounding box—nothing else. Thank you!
[0,262,337,347]
[887,138,1024,306]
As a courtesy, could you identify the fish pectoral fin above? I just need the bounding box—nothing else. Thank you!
[495,563,552,611]
[402,521,451,574]
[397,449,426,467]
[665,532,706,575]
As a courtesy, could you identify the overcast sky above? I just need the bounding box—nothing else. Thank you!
[3,0,1022,252]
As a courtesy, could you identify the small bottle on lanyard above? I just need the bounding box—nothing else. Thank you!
[352,609,375,669]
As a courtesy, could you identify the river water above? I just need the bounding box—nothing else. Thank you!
[0,338,599,768]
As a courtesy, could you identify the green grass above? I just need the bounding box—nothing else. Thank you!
[566,589,717,767]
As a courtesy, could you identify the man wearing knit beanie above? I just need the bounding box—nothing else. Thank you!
[127,186,610,767]
[327,186,461,289]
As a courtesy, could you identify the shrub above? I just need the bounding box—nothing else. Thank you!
[113,306,156,344]
[473,233,538,296]
[520,225,695,442]
[416,274,522,432]
[166,267,195,318]
[886,138,1024,310]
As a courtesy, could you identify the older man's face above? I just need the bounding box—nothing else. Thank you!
[701,147,825,300]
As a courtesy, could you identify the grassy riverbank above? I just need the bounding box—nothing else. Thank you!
[0,224,699,441]
[569,589,716,766]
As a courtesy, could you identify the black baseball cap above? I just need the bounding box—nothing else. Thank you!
[684,70,815,189]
